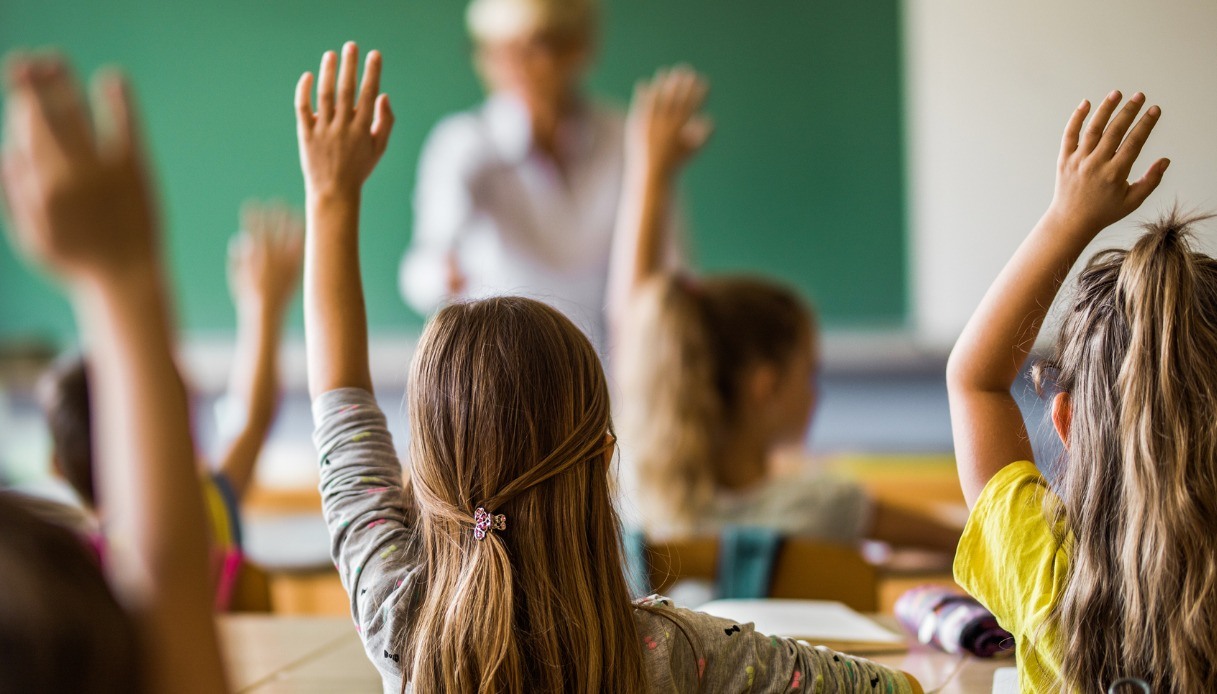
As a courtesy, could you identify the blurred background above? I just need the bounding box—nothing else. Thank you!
[2,0,1214,613]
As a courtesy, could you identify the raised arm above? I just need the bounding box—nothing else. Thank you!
[295,42,394,399]
[0,56,227,693]
[607,66,711,329]
[946,91,1168,507]
[216,201,303,498]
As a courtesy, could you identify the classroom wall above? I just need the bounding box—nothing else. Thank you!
[904,0,1217,351]
[0,0,908,351]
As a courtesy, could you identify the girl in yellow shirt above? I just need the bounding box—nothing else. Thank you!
[949,90,1217,691]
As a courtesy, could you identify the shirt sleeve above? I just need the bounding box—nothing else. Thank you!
[953,461,1067,639]
[401,113,485,314]
[312,387,418,678]
[638,597,916,693]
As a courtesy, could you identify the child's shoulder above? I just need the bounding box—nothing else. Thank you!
[711,473,869,541]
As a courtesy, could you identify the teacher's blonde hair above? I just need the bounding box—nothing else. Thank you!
[466,0,596,46]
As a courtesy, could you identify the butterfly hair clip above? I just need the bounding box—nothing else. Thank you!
[473,507,507,541]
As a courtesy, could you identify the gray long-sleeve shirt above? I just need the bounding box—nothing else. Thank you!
[313,387,915,693]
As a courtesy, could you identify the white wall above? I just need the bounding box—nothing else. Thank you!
[904,0,1217,351]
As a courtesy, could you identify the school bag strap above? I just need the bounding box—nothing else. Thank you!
[715,525,783,599]
[623,527,651,598]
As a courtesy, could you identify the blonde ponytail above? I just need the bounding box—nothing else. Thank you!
[1038,209,1217,692]
[618,276,723,536]
[618,274,814,537]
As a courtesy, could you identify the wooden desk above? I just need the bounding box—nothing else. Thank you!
[220,615,380,693]
[220,614,1007,693]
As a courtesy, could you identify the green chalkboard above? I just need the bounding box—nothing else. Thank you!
[0,0,906,347]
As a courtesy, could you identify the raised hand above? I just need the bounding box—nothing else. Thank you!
[229,200,304,319]
[0,53,228,693]
[1049,91,1169,235]
[297,43,390,398]
[295,42,394,200]
[0,55,158,285]
[626,65,712,179]
[946,90,1171,507]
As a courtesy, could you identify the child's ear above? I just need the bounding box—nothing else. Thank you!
[1052,391,1072,449]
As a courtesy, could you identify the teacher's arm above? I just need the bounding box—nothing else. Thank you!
[400,114,483,313]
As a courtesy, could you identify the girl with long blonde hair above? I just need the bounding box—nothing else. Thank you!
[610,66,960,552]
[297,43,922,693]
[949,90,1215,691]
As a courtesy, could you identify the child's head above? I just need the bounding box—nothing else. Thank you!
[37,354,95,507]
[1036,211,1217,691]
[466,0,595,112]
[403,296,646,693]
[618,274,818,535]
[0,492,142,693]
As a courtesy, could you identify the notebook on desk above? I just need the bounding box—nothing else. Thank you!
[993,667,1017,694]
[697,599,906,654]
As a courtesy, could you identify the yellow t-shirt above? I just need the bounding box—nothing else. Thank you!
[954,461,1069,693]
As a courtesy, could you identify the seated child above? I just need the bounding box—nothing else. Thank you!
[611,67,960,552]
[35,201,301,608]
[295,41,923,693]
[946,91,1212,690]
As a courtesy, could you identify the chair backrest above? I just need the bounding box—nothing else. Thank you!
[227,559,274,613]
[639,535,878,612]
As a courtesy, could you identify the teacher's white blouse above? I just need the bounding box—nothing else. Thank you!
[401,94,629,355]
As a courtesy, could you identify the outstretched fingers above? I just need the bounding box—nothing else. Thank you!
[1078,90,1121,154]
[1093,92,1144,158]
[295,71,315,133]
[316,50,337,123]
[1115,104,1162,177]
[355,50,382,126]
[0,144,33,235]
[371,93,394,155]
[1126,157,1170,210]
[92,69,142,163]
[335,41,359,120]
[1060,99,1090,161]
[19,55,96,163]
[682,114,714,152]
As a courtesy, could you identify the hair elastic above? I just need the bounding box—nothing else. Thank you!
[472,507,507,541]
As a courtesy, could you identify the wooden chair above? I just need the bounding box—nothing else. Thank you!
[639,536,879,612]
[227,559,274,613]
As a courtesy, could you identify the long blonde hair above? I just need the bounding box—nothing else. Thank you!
[618,274,814,536]
[402,297,648,693]
[1034,210,1217,692]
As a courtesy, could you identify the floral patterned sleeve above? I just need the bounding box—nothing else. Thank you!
[312,387,417,688]
[635,596,917,693]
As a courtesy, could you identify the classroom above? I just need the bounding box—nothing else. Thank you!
[2,1,1216,692]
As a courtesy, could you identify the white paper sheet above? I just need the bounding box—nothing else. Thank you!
[697,599,904,644]
[992,667,1018,694]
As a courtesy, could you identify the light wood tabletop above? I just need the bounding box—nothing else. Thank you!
[220,615,380,693]
[220,614,1008,693]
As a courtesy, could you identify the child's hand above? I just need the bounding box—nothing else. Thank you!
[295,42,394,200]
[0,54,159,286]
[626,66,713,179]
[228,200,304,319]
[1048,91,1169,235]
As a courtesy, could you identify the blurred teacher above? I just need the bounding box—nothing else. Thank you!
[400,0,651,355]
